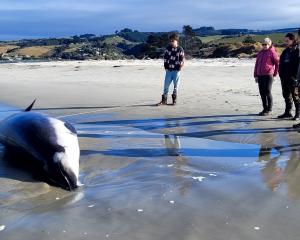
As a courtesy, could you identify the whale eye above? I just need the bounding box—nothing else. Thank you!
[55,145,65,153]
[64,122,77,134]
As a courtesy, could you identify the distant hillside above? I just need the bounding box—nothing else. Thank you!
[209,33,287,45]
[194,26,299,36]
[194,27,250,36]
[0,26,298,61]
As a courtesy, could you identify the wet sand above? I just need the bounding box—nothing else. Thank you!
[1,60,300,240]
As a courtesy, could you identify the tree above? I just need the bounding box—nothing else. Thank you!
[119,28,133,34]
[140,34,170,58]
[183,25,195,37]
[181,25,202,57]
[243,36,256,44]
[79,34,96,39]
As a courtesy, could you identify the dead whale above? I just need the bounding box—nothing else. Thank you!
[0,101,80,190]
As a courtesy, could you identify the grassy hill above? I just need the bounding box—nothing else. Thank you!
[11,46,56,57]
[198,35,225,44]
[102,36,132,45]
[63,43,84,53]
[209,33,295,45]
[0,45,19,54]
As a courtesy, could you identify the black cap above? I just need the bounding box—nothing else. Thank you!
[285,33,295,40]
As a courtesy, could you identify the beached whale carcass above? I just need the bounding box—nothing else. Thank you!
[0,101,80,190]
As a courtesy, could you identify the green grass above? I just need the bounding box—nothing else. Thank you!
[198,35,226,43]
[63,43,84,53]
[102,36,132,45]
[210,33,293,45]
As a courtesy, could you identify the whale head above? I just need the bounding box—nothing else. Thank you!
[46,119,80,190]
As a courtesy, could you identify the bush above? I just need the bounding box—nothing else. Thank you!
[243,36,256,44]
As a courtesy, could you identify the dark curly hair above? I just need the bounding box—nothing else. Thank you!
[169,33,179,41]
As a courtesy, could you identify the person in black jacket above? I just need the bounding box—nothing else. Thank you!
[278,33,300,120]
[293,29,300,128]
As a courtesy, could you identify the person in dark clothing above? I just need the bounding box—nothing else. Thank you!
[157,33,185,105]
[292,29,300,128]
[278,33,300,120]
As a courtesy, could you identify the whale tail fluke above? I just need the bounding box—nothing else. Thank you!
[24,99,36,112]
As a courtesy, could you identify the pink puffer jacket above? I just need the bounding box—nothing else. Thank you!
[254,46,279,78]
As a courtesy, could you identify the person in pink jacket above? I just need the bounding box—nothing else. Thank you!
[254,38,279,116]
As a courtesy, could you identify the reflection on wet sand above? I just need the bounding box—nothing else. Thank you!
[164,134,191,196]
[259,150,284,192]
[259,142,300,199]
[285,155,300,200]
[164,135,181,156]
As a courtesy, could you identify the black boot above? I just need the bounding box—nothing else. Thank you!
[293,122,300,128]
[157,94,167,106]
[258,110,272,116]
[278,101,293,119]
[278,111,293,119]
[293,102,300,120]
[258,110,268,116]
[266,106,272,115]
[171,93,177,105]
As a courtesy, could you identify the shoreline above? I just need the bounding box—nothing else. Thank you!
[0,58,255,67]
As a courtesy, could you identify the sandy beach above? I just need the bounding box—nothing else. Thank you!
[1,59,300,240]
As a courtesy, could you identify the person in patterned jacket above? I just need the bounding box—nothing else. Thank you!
[157,33,185,105]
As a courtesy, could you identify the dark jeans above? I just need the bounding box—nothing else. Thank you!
[258,76,273,111]
[280,78,299,111]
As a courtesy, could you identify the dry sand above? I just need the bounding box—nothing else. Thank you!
[0,59,287,119]
[1,59,300,240]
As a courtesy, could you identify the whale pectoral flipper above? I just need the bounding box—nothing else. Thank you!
[24,99,36,112]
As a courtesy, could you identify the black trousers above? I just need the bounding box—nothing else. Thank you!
[280,78,299,111]
[258,76,273,111]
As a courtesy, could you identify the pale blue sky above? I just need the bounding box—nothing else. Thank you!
[0,0,299,40]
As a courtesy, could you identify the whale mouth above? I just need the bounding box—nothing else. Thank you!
[57,161,78,191]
